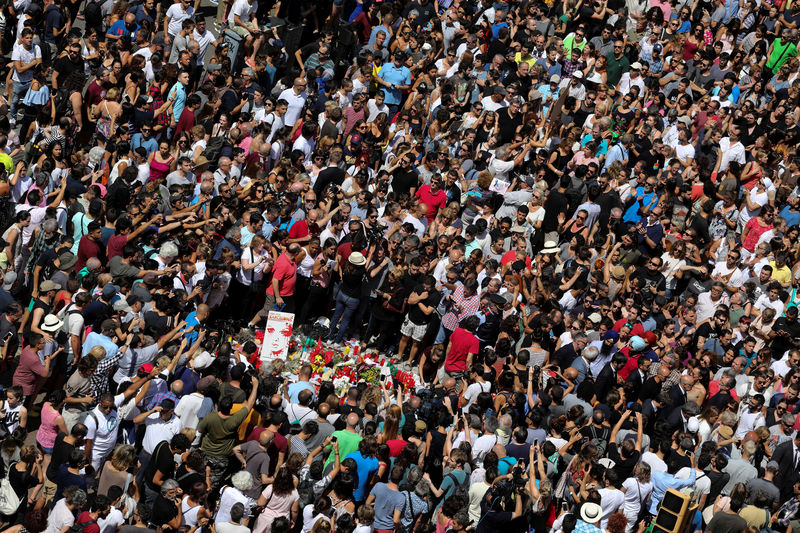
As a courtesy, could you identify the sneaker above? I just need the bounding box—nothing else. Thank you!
[208,0,219,4]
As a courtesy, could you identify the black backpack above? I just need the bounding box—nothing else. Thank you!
[201,136,229,169]
[67,518,96,533]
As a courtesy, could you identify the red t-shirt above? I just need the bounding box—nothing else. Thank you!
[415,184,447,221]
[500,249,532,269]
[174,108,196,138]
[288,220,310,240]
[76,512,101,533]
[267,253,297,296]
[77,236,105,270]
[336,242,354,265]
[107,234,128,260]
[445,327,480,373]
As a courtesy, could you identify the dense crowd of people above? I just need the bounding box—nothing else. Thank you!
[2,0,800,531]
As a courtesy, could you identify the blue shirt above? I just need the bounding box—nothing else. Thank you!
[602,143,629,174]
[370,482,407,529]
[287,381,316,403]
[82,332,119,361]
[183,311,200,345]
[378,63,411,106]
[623,186,659,224]
[348,451,379,501]
[131,134,158,156]
[780,205,800,227]
[648,469,696,514]
[168,82,187,122]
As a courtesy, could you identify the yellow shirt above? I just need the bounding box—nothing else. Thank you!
[769,260,791,285]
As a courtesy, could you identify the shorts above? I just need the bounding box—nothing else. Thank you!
[333,0,344,7]
[400,316,428,342]
[232,23,254,38]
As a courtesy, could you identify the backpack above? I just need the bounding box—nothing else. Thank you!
[68,518,97,533]
[201,136,229,169]
[445,471,469,501]
[588,425,609,457]
[296,476,317,510]
[0,470,21,515]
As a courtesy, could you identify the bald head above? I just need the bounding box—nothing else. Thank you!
[196,304,210,320]
[346,413,360,429]
[564,367,579,381]
[444,377,456,391]
[258,429,274,447]
[492,443,506,458]
[317,402,330,417]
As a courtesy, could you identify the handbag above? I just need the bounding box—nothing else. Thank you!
[0,465,21,515]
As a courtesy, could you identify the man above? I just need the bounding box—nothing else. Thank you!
[366,465,407,531]
[166,71,191,129]
[84,372,158,472]
[142,433,191,505]
[191,17,217,70]
[323,412,362,470]
[233,429,274,493]
[397,275,441,363]
[287,364,315,403]
[198,374,258,490]
[593,352,628,404]
[377,51,411,116]
[10,28,42,123]
[136,398,183,458]
[771,433,800,501]
[164,0,194,45]
[605,40,630,86]
[441,315,480,386]
[250,244,299,329]
[278,78,308,127]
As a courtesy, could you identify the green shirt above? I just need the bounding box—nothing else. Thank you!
[767,38,798,73]
[605,52,631,87]
[562,33,587,60]
[198,407,250,457]
[323,429,362,469]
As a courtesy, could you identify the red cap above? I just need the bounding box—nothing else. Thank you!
[139,363,155,374]
[643,331,658,346]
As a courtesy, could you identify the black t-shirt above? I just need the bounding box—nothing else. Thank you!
[47,433,75,482]
[554,343,579,370]
[391,168,418,199]
[313,167,346,197]
[175,464,205,493]
[145,441,176,490]
[407,284,441,326]
[542,190,568,232]
[151,495,178,527]
[496,108,523,145]
[54,55,86,91]
[632,268,666,293]
[606,446,640,484]
[771,317,800,357]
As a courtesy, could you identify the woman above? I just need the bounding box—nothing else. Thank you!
[559,210,591,245]
[659,240,687,297]
[97,444,138,498]
[91,87,122,142]
[0,508,47,533]
[181,482,211,527]
[328,250,371,344]
[697,406,720,444]
[35,390,67,477]
[378,404,408,457]
[298,238,337,326]
[216,471,255,526]
[148,141,176,182]
[294,237,320,316]
[252,467,299,533]
[230,235,271,320]
[211,113,231,138]
[683,25,705,60]
[611,94,636,136]
[620,462,652,532]
[175,132,193,159]
[2,445,43,523]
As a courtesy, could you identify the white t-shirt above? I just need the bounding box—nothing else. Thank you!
[463,381,491,409]
[142,412,183,454]
[192,28,216,66]
[640,451,667,473]
[277,88,307,126]
[166,4,194,36]
[621,477,653,519]
[675,467,711,499]
[472,434,500,466]
[11,41,42,83]
[366,99,389,122]
[175,392,206,430]
[598,487,625,529]
[228,0,257,25]
[85,394,126,467]
[44,499,75,533]
[98,507,125,533]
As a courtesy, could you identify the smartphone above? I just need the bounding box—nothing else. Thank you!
[331,436,337,442]
[561,501,569,512]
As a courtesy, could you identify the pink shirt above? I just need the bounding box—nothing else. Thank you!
[12,347,47,396]
[37,402,61,449]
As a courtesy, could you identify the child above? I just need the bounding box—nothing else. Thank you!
[354,504,375,533]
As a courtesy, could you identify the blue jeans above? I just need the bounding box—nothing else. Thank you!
[9,80,30,119]
[329,292,360,343]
